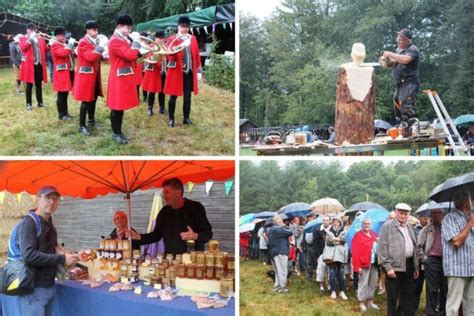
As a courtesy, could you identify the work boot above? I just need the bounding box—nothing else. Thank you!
[26,103,32,111]
[112,133,127,144]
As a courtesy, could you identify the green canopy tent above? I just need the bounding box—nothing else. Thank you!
[136,4,234,55]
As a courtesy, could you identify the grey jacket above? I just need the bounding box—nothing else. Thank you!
[9,42,22,66]
[377,218,419,272]
[323,228,348,263]
[417,223,440,267]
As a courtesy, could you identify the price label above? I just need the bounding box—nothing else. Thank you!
[154,283,162,290]
[134,287,142,295]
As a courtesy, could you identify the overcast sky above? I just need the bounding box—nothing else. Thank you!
[238,0,282,19]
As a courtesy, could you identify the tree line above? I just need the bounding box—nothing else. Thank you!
[240,0,474,127]
[240,160,474,215]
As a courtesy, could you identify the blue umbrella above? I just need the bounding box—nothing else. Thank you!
[453,114,474,127]
[415,201,454,217]
[347,202,387,215]
[304,216,324,233]
[346,208,389,250]
[278,202,311,218]
[255,211,276,219]
[240,213,255,226]
[374,120,392,130]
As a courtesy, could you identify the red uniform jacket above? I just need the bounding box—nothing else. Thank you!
[141,56,164,93]
[106,32,140,110]
[51,42,73,92]
[73,36,103,102]
[351,230,378,273]
[19,35,48,84]
[134,62,143,86]
[163,34,201,97]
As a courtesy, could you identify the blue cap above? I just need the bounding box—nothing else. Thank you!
[37,186,61,197]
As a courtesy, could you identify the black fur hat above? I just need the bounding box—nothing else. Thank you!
[53,26,66,36]
[26,23,36,30]
[177,16,190,26]
[155,30,165,38]
[85,20,98,31]
[116,14,133,26]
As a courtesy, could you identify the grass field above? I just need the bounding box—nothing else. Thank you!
[0,65,234,156]
[240,260,427,316]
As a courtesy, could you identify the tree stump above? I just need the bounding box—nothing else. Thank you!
[335,64,376,145]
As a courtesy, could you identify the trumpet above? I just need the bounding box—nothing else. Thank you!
[37,31,55,41]
[97,34,109,59]
[158,33,192,55]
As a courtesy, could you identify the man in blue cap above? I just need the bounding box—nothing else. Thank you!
[383,28,420,133]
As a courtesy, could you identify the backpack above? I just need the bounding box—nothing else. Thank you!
[1,210,41,296]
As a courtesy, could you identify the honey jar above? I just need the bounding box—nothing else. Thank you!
[205,265,215,280]
[177,263,186,278]
[208,240,219,253]
[205,252,216,266]
[219,277,234,297]
[195,264,205,280]
[215,265,224,280]
[196,252,205,265]
[186,264,195,278]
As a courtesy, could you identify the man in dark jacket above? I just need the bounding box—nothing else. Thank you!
[128,177,213,255]
[18,186,78,316]
[9,34,23,94]
[267,215,293,293]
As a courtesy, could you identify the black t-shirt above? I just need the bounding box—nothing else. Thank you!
[392,44,420,83]
[139,198,213,255]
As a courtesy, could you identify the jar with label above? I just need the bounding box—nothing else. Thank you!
[190,251,197,264]
[116,240,123,250]
[144,255,152,266]
[115,249,123,260]
[215,265,224,280]
[205,265,215,280]
[162,259,169,269]
[215,253,225,266]
[110,239,117,251]
[123,240,130,251]
[175,254,183,263]
[166,254,174,262]
[130,266,139,283]
[172,259,180,267]
[227,254,235,275]
[132,250,141,261]
[120,263,129,278]
[162,277,170,288]
[208,240,219,253]
[156,254,164,263]
[186,264,195,279]
[158,264,166,277]
[177,263,186,278]
[195,264,205,280]
[196,252,205,265]
[186,240,196,253]
[219,277,234,297]
[103,240,110,259]
[205,252,216,266]
[168,266,176,280]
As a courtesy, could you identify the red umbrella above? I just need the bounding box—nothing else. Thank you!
[0,160,235,246]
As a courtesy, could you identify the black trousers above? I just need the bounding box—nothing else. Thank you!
[424,256,447,316]
[385,258,416,316]
[110,110,124,134]
[79,75,100,127]
[56,71,74,118]
[159,73,166,110]
[168,72,193,120]
[26,63,43,104]
[393,81,419,124]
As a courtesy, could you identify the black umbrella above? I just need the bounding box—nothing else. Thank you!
[346,201,387,215]
[429,172,474,202]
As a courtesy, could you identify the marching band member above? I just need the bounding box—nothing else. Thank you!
[73,20,104,136]
[164,16,202,127]
[133,32,147,103]
[106,14,141,144]
[157,31,168,115]
[50,26,75,121]
[19,23,48,111]
[142,31,165,116]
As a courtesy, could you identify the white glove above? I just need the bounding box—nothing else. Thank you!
[197,73,202,81]
[68,38,76,47]
[48,38,56,46]
[29,32,36,40]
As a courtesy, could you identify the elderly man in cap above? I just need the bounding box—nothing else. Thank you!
[18,186,79,315]
[441,190,474,316]
[9,34,24,94]
[383,28,420,132]
[378,203,419,316]
[267,214,293,293]
[417,207,447,316]
[163,16,202,127]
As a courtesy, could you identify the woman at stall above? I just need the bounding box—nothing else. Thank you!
[110,210,140,250]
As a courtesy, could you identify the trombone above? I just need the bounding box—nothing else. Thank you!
[131,32,192,64]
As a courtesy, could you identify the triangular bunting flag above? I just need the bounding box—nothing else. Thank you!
[212,23,216,33]
[204,26,209,35]
[224,181,233,195]
[188,182,195,193]
[17,193,22,204]
[0,192,5,204]
[205,181,213,195]
[229,23,233,31]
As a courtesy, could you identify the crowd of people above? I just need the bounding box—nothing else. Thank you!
[241,189,473,316]
[8,14,202,144]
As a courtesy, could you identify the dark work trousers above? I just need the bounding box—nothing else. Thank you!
[26,63,43,105]
[158,73,166,111]
[299,250,306,272]
[148,93,156,109]
[56,71,74,119]
[385,258,416,316]
[168,72,193,121]
[393,81,419,125]
[424,256,447,316]
[79,76,100,127]
[110,110,124,134]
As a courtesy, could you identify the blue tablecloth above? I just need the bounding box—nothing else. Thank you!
[1,280,235,316]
